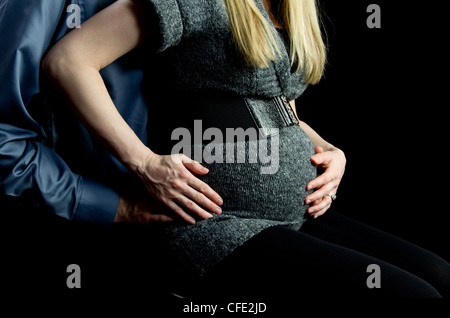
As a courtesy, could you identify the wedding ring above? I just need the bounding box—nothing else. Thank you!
[328,192,337,201]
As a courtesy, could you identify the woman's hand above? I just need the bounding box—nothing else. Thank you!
[136,152,223,224]
[305,146,346,218]
[114,196,177,224]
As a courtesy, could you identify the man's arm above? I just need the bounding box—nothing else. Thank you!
[0,0,119,224]
[41,0,223,224]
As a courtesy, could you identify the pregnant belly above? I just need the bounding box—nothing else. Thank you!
[198,125,317,223]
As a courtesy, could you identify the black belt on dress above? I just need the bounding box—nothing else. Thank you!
[173,92,298,136]
[150,92,300,152]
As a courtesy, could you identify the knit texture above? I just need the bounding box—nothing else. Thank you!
[145,0,316,279]
[146,0,308,101]
[159,125,317,277]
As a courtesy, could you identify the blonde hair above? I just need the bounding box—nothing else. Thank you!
[224,0,326,84]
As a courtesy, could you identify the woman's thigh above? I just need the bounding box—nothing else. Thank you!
[299,211,450,297]
[197,223,442,299]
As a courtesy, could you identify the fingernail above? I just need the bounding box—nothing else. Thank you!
[215,207,222,214]
[217,198,223,205]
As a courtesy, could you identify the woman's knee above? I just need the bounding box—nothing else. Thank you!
[373,264,443,298]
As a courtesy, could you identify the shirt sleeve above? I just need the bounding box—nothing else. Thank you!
[146,0,184,52]
[0,0,119,225]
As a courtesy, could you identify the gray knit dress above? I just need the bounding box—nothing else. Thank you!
[146,0,317,278]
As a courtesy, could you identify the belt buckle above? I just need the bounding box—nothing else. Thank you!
[274,95,299,126]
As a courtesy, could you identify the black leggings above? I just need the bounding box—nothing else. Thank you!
[193,211,450,299]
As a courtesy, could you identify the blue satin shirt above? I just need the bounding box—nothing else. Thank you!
[0,0,151,224]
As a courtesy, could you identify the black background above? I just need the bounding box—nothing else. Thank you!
[299,0,449,262]
[4,0,449,307]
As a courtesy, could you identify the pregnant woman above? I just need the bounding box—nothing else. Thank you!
[42,0,450,298]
